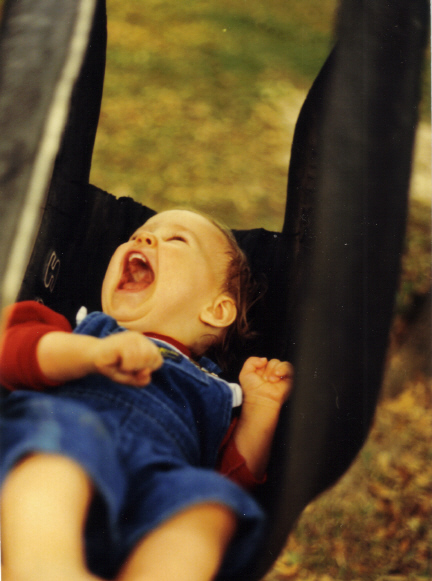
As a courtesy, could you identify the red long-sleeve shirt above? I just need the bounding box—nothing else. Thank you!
[0,301,264,490]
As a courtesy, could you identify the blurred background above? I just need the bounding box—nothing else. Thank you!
[90,0,339,230]
[1,0,430,578]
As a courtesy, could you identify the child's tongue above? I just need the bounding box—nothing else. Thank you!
[119,257,154,291]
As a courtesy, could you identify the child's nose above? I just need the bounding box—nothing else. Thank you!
[135,232,157,247]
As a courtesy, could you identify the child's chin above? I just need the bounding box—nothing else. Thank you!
[106,296,147,322]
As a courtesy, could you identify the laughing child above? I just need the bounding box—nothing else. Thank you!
[0,209,292,581]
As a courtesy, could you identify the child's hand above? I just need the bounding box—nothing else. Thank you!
[233,358,294,479]
[91,332,163,387]
[239,357,293,407]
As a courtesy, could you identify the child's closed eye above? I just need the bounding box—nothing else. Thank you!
[167,235,187,243]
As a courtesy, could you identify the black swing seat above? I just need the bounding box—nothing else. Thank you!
[0,0,429,579]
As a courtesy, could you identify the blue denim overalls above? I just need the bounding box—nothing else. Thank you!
[0,312,264,579]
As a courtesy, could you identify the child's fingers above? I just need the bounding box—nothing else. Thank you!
[126,367,153,387]
[96,332,163,385]
[242,356,268,373]
[262,358,282,380]
[118,333,163,373]
[107,367,152,387]
[238,357,269,385]
[267,360,293,382]
[121,348,162,374]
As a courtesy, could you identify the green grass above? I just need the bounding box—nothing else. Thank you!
[90,0,430,235]
[90,0,338,229]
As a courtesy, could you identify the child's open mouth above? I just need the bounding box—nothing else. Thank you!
[118,252,155,291]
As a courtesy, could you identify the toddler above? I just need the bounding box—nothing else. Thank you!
[0,209,292,581]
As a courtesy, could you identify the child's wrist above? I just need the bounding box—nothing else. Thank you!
[38,332,100,381]
[241,394,284,412]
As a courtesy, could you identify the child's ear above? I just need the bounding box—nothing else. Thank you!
[200,294,237,329]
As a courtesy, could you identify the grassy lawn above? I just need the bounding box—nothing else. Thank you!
[90,0,338,230]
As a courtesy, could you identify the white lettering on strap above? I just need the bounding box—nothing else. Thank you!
[43,250,60,292]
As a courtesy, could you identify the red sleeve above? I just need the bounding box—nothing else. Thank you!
[217,417,267,491]
[0,301,73,391]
